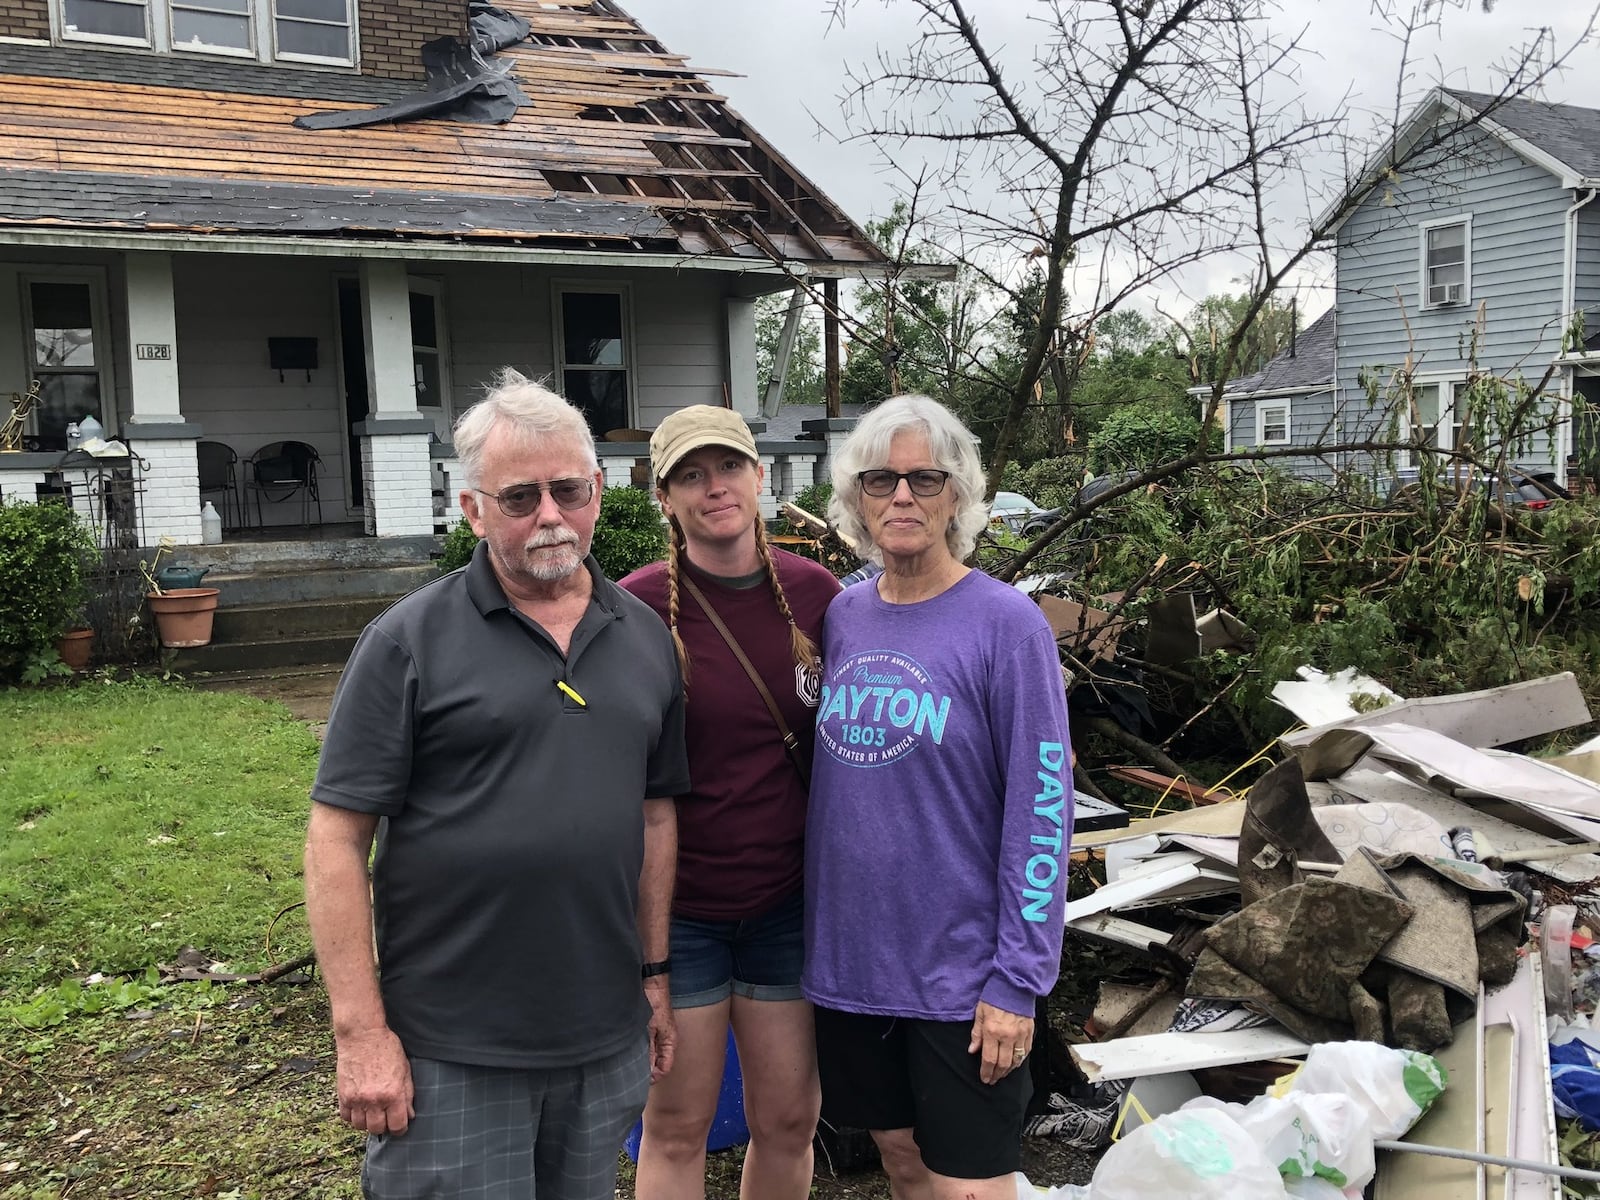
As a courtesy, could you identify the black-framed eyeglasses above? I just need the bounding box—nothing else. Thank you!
[858,469,951,498]
[475,477,594,517]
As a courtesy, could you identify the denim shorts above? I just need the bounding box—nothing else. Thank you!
[668,890,806,1008]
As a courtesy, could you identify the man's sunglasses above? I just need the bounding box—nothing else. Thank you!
[475,477,595,517]
[857,469,952,498]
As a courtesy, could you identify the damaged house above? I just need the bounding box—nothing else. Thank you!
[0,0,891,545]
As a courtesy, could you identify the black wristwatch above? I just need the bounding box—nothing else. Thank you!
[641,958,672,979]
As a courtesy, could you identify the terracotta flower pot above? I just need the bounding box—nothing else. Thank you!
[55,628,93,671]
[146,588,221,648]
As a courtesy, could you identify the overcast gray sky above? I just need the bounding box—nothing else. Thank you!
[626,1,1600,314]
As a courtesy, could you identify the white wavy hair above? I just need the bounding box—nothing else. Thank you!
[453,368,598,489]
[828,394,989,564]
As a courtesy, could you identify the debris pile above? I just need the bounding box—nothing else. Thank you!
[1036,666,1600,1195]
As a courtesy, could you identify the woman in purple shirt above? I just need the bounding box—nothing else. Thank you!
[805,395,1073,1199]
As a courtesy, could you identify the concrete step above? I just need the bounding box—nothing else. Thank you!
[169,533,442,574]
[171,632,360,675]
[207,563,437,606]
[211,596,396,643]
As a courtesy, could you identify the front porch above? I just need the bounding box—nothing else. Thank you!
[0,246,855,546]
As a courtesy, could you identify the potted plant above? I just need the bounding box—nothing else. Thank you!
[0,499,99,682]
[55,624,94,671]
[141,539,221,648]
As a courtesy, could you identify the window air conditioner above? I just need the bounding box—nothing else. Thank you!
[1429,282,1464,306]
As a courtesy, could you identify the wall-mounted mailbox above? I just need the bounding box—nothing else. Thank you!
[267,337,318,382]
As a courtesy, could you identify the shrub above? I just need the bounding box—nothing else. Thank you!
[793,479,833,519]
[438,515,479,574]
[591,486,667,579]
[438,486,668,581]
[0,500,99,682]
[1088,404,1209,474]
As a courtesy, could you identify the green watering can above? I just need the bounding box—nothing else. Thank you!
[155,564,210,590]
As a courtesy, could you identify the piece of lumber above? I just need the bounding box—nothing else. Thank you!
[1070,1027,1310,1083]
[1106,765,1232,806]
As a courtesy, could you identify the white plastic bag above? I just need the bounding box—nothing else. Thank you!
[1091,1106,1289,1200]
[1287,1040,1446,1140]
[1218,1093,1375,1194]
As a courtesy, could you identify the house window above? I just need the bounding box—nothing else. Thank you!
[1404,380,1470,467]
[557,287,632,436]
[1257,401,1290,446]
[273,0,354,62]
[58,0,353,64]
[24,277,110,452]
[1420,218,1470,309]
[409,281,450,416]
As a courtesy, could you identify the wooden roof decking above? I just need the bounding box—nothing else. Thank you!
[0,0,884,264]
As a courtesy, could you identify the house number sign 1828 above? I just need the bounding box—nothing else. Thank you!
[135,344,171,360]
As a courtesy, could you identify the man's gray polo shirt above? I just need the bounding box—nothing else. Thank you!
[311,542,689,1070]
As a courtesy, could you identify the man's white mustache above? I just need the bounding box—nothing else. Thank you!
[527,530,580,549]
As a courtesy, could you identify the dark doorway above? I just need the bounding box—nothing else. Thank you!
[337,279,367,508]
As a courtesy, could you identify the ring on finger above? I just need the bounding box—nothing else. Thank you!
[1012,1046,1027,1062]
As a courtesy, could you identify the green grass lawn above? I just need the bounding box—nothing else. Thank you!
[0,678,1084,1199]
[0,678,362,1199]
[0,677,320,993]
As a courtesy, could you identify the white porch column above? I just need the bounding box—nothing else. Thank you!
[726,297,758,419]
[123,252,201,545]
[361,260,416,417]
[356,261,432,536]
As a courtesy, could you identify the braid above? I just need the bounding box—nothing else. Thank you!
[664,519,691,686]
[754,520,819,673]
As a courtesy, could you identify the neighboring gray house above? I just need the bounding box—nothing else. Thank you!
[1213,88,1600,483]
[1193,308,1336,469]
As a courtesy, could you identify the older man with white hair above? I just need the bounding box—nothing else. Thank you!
[304,368,688,1200]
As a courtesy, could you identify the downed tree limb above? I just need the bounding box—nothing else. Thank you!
[1085,716,1189,783]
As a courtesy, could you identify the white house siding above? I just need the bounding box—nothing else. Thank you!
[1335,124,1570,477]
[173,255,349,525]
[441,263,729,431]
[173,257,735,527]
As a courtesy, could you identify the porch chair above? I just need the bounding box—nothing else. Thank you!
[196,440,240,530]
[244,440,323,528]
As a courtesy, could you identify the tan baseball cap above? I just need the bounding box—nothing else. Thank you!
[649,405,759,483]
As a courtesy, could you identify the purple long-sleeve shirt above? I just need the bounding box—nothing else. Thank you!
[802,569,1074,1020]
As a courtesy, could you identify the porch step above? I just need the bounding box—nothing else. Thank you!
[172,632,360,675]
[176,533,441,573]
[206,563,437,606]
[211,596,398,643]
[170,558,440,675]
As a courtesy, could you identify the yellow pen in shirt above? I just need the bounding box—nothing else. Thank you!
[556,679,587,708]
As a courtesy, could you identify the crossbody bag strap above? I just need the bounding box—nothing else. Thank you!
[680,573,811,790]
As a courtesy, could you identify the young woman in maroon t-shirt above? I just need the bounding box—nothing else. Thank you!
[620,405,839,1200]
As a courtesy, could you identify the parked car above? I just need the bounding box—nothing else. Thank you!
[989,490,1045,533]
[1019,471,1146,539]
[1385,464,1569,511]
